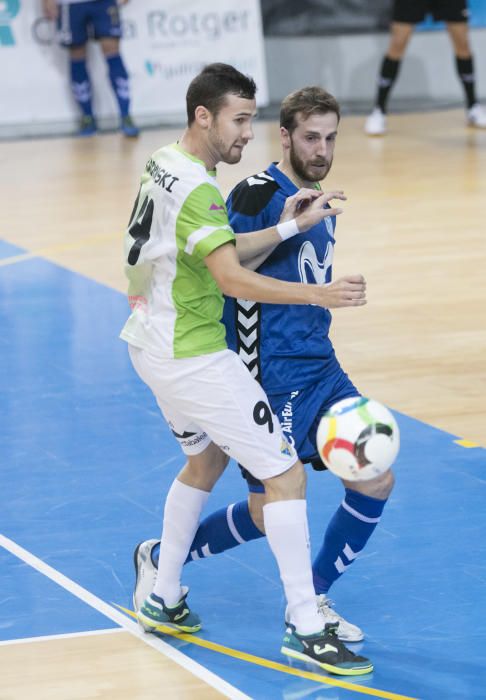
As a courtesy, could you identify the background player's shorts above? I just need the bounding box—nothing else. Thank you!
[392,0,468,24]
[128,346,297,483]
[240,365,359,493]
[57,0,122,47]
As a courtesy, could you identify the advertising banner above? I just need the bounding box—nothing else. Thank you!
[0,0,268,134]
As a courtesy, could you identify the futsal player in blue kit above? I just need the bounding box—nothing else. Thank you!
[133,87,395,642]
[42,0,139,137]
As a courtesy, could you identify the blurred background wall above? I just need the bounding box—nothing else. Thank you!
[1,0,486,138]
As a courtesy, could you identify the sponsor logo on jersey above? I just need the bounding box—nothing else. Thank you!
[209,203,225,212]
[298,240,333,285]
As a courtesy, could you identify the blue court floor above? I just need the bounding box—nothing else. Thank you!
[1,241,485,699]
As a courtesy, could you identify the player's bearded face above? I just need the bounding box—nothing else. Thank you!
[289,134,333,182]
[286,111,338,183]
[208,96,256,165]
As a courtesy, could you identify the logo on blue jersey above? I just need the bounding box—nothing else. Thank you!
[298,240,334,285]
[0,0,20,46]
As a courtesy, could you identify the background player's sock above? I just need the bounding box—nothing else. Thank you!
[152,479,209,606]
[375,56,401,113]
[455,56,477,109]
[264,499,322,636]
[70,58,93,116]
[106,54,130,117]
[312,488,387,594]
[151,500,264,566]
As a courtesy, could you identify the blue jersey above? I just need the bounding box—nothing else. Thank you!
[223,163,341,395]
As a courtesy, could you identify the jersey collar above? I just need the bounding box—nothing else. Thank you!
[266,162,321,195]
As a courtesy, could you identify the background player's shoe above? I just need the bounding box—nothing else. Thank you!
[121,115,140,137]
[137,589,201,633]
[285,596,363,642]
[133,539,158,612]
[467,104,486,128]
[78,115,97,137]
[317,595,364,642]
[281,623,373,676]
[364,108,386,136]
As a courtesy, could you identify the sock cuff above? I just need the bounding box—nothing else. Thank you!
[343,487,387,521]
[263,499,307,525]
[171,479,210,507]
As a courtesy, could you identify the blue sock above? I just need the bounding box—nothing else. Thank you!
[106,54,130,117]
[312,488,387,594]
[151,501,264,567]
[70,59,93,116]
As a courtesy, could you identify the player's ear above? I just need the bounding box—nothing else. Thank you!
[280,126,291,149]
[194,105,212,130]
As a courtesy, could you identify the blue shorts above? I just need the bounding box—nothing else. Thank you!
[57,0,122,47]
[240,365,359,493]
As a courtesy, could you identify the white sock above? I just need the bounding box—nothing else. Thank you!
[263,499,322,636]
[153,479,209,606]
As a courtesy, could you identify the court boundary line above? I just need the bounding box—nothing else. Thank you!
[113,604,418,700]
[0,533,250,700]
[0,627,123,646]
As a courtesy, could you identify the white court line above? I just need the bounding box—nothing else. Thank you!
[0,627,124,646]
[0,534,251,700]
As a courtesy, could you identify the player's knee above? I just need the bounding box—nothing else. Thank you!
[262,460,306,501]
[69,45,87,60]
[181,444,229,490]
[100,37,120,56]
[345,468,395,499]
[388,23,412,58]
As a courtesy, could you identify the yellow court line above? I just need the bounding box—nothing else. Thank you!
[115,605,417,700]
[454,439,481,448]
[0,232,121,268]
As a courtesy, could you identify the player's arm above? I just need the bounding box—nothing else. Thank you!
[42,0,58,20]
[235,190,346,271]
[205,242,366,309]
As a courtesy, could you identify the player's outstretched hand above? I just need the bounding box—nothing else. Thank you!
[279,188,323,222]
[295,191,344,232]
[316,275,367,308]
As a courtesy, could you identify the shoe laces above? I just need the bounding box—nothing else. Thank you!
[317,595,344,622]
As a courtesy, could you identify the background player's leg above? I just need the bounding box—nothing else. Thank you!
[446,22,486,127]
[312,469,395,595]
[365,22,413,135]
[69,45,97,136]
[100,37,139,137]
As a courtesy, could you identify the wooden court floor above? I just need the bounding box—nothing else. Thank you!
[1,108,485,699]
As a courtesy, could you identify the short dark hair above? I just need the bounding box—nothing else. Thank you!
[280,87,340,134]
[186,63,257,125]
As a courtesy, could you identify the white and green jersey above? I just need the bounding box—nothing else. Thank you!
[120,143,235,358]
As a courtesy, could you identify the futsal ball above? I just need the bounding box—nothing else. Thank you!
[316,397,400,481]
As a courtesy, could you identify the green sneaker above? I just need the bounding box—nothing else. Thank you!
[281,623,373,676]
[78,115,97,137]
[137,588,201,634]
[120,115,140,137]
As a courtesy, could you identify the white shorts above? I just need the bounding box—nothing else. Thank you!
[128,346,297,482]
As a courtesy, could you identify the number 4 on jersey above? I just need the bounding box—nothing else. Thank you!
[127,192,154,265]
